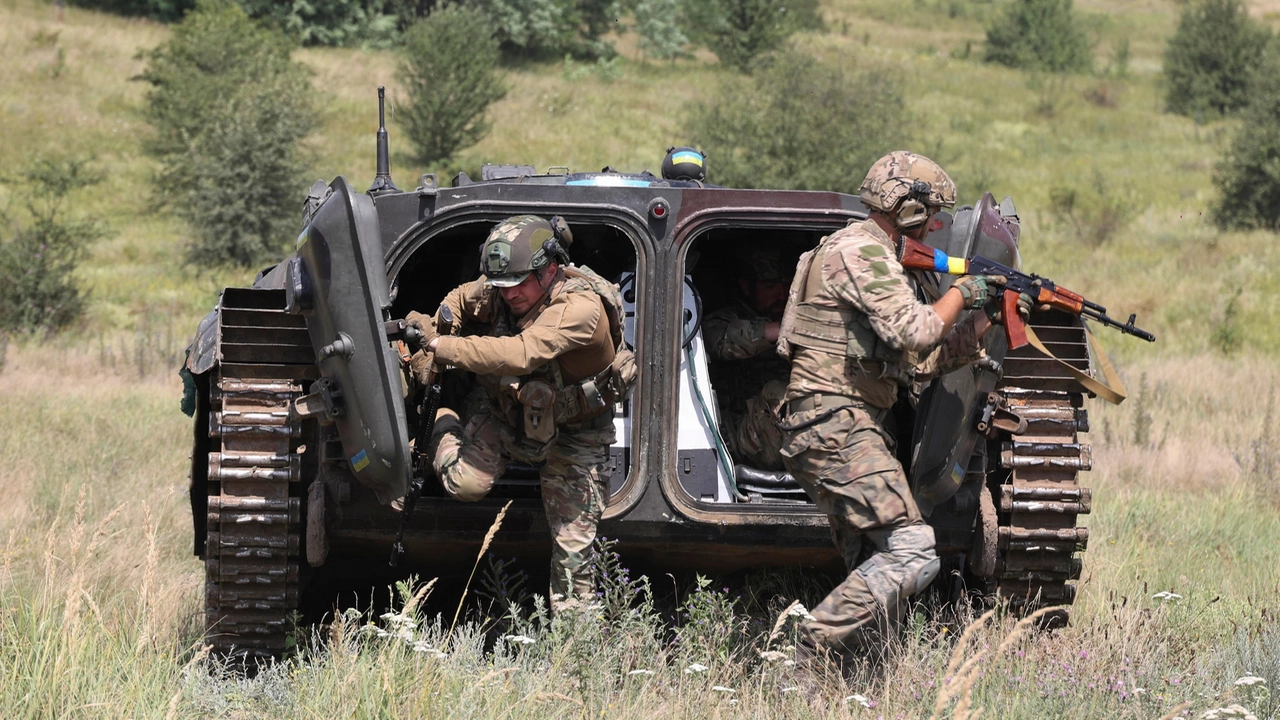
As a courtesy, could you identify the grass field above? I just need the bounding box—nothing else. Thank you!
[2,0,1279,717]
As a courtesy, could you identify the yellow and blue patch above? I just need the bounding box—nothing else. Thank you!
[671,151,703,167]
[350,449,370,473]
[932,248,969,275]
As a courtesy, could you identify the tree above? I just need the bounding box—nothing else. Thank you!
[67,0,194,22]
[983,0,1092,73]
[0,158,107,334]
[138,0,317,267]
[399,5,508,167]
[1164,0,1273,120]
[686,50,907,193]
[682,0,822,73]
[633,0,690,62]
[470,0,622,60]
[1212,60,1280,231]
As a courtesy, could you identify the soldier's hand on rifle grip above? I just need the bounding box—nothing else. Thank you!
[984,291,1034,325]
[954,275,1005,310]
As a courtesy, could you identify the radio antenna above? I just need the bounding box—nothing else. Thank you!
[369,86,399,195]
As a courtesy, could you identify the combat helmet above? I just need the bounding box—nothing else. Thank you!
[662,146,707,182]
[479,215,573,287]
[859,151,957,230]
[735,246,787,283]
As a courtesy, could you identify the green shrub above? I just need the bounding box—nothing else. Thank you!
[632,0,691,62]
[1212,60,1280,231]
[238,0,413,48]
[471,0,621,60]
[682,0,822,73]
[1164,0,1273,120]
[138,0,317,268]
[686,50,907,193]
[399,5,507,167]
[67,0,194,22]
[983,0,1092,73]
[0,158,107,334]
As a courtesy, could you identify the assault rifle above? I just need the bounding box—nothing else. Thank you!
[898,237,1156,350]
[388,305,454,567]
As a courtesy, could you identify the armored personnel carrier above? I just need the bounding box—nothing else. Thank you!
[181,102,1121,659]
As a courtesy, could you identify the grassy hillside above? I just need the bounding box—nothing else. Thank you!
[2,0,1279,717]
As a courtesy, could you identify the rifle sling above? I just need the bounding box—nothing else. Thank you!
[1024,323,1128,405]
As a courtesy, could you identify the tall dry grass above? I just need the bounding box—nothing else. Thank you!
[1,343,1277,718]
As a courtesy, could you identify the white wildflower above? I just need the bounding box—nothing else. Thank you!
[1234,676,1267,687]
[628,669,655,676]
[782,660,795,667]
[787,604,817,622]
[502,634,537,645]
[844,694,873,708]
[712,686,735,693]
[1201,705,1257,720]
[1152,591,1184,602]
[1135,688,1148,696]
[759,650,789,663]
[412,640,434,653]
[684,663,709,674]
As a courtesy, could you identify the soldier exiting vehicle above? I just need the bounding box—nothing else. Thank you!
[702,245,793,472]
[406,215,635,611]
[776,152,1032,672]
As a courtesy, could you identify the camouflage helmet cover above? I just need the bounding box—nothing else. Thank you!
[859,151,957,215]
[479,215,571,287]
[736,246,787,283]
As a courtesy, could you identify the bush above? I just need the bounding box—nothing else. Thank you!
[0,158,107,334]
[67,0,194,22]
[632,0,691,62]
[682,0,822,73]
[1212,61,1280,231]
[983,0,1092,73]
[686,50,907,193]
[470,0,621,60]
[138,0,317,268]
[1164,0,1273,120]
[238,0,413,48]
[399,5,507,167]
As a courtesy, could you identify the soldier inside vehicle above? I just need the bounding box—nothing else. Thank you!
[389,219,638,503]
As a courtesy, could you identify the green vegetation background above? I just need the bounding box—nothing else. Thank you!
[2,0,1280,717]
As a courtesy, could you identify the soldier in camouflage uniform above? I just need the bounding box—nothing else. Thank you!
[407,215,631,610]
[776,151,1031,666]
[702,246,791,471]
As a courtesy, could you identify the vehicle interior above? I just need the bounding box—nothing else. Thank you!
[678,226,826,507]
[389,219,639,501]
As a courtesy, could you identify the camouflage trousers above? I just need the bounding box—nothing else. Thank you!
[778,401,939,659]
[430,403,615,607]
[722,379,787,471]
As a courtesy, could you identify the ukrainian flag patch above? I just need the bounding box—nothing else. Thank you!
[351,449,370,473]
[671,151,703,167]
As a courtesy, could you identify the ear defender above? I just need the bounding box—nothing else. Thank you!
[894,180,934,229]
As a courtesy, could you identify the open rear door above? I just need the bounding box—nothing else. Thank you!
[287,176,410,504]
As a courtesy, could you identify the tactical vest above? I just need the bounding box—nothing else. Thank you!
[776,233,912,382]
[488,266,636,430]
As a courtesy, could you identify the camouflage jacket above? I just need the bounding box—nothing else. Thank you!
[783,219,982,409]
[434,270,613,388]
[704,299,790,412]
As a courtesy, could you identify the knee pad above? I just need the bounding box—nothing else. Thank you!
[855,524,939,609]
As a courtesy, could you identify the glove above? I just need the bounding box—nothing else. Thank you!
[409,349,435,387]
[405,310,439,349]
[954,275,1005,309]
[983,292,1034,325]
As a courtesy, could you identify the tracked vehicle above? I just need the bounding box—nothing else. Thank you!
[181,99,1126,659]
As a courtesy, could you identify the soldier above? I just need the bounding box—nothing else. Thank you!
[775,151,1031,670]
[702,245,791,471]
[406,215,632,611]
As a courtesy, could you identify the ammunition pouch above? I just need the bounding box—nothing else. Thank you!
[517,379,557,443]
